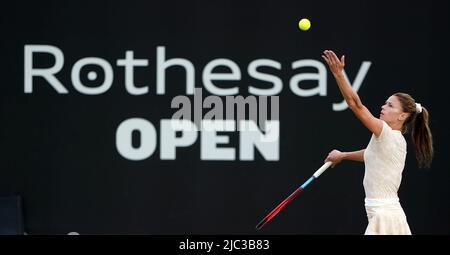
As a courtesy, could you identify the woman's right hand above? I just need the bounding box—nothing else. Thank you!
[325,149,345,168]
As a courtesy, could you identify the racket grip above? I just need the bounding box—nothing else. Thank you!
[312,161,332,178]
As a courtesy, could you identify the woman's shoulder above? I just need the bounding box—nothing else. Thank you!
[375,121,403,142]
[374,121,389,139]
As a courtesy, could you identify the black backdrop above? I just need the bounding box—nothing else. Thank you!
[1,0,449,234]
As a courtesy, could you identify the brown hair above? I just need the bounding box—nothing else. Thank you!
[394,93,434,168]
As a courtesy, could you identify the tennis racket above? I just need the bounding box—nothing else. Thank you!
[255,161,332,230]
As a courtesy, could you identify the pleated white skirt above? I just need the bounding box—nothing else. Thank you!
[364,198,412,235]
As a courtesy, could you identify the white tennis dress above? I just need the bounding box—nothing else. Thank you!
[363,121,412,235]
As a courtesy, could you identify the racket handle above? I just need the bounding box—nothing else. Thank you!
[312,161,332,178]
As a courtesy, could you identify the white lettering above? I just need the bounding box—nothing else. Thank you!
[116,118,157,160]
[71,57,113,95]
[24,45,67,93]
[117,51,149,95]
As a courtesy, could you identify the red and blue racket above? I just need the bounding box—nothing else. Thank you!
[255,161,332,230]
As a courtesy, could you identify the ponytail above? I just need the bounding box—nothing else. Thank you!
[394,92,434,168]
[411,107,433,168]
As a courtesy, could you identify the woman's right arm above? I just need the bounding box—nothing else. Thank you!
[325,149,365,167]
[342,149,365,162]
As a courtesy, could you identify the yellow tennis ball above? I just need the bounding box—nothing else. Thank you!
[298,18,311,31]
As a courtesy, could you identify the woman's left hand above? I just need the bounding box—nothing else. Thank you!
[321,50,345,76]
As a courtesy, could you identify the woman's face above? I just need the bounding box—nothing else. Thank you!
[379,95,407,124]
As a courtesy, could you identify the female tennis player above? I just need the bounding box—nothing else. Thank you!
[321,50,433,235]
